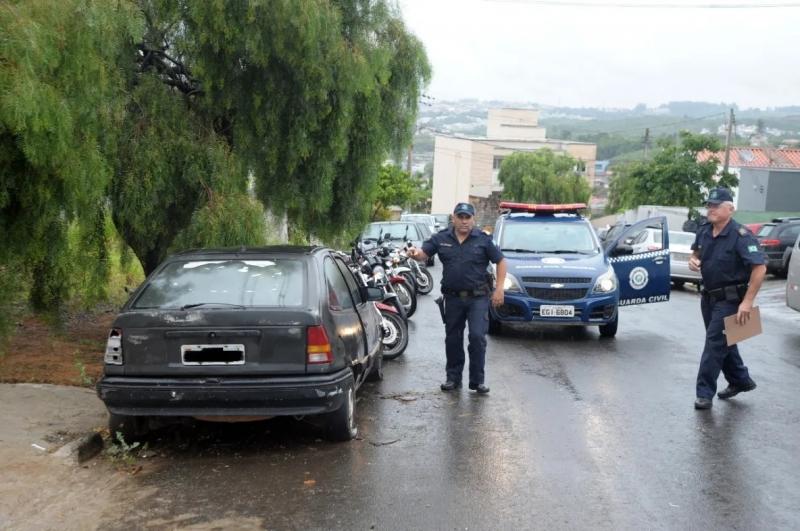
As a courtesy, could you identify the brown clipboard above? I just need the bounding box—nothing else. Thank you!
[723,306,762,346]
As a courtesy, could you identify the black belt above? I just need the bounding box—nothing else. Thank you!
[442,286,489,298]
[702,284,748,302]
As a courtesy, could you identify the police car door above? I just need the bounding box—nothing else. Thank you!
[605,217,670,306]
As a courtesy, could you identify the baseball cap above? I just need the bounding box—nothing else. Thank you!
[706,187,734,205]
[453,202,475,216]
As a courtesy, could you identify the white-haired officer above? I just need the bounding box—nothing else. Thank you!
[689,187,766,410]
[408,202,507,394]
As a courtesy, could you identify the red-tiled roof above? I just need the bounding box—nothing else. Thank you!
[698,147,800,169]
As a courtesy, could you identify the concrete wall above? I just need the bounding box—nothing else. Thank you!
[487,108,546,140]
[765,170,800,211]
[431,136,475,214]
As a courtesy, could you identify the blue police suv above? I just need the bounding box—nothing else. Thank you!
[489,202,671,338]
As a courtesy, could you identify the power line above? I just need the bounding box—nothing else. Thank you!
[483,0,800,8]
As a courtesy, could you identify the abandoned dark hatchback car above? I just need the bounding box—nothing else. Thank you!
[96,246,385,441]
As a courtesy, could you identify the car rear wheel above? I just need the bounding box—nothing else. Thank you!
[323,377,357,441]
[672,279,685,289]
[599,315,618,338]
[108,413,150,443]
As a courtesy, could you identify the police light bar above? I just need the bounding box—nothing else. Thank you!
[499,201,587,214]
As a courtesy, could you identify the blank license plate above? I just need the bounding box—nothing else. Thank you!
[540,305,575,317]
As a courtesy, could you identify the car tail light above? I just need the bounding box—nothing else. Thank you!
[760,239,780,247]
[306,326,333,364]
[104,328,123,365]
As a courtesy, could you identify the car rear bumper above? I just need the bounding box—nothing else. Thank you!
[96,368,352,417]
[490,292,618,325]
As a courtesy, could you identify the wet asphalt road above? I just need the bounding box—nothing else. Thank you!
[101,267,800,530]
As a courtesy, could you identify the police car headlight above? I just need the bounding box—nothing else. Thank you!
[503,273,523,293]
[593,267,618,294]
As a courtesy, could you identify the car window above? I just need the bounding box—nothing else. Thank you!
[416,223,432,239]
[333,257,362,305]
[783,225,800,242]
[362,222,420,240]
[757,224,775,237]
[669,231,695,246]
[133,259,305,309]
[500,221,598,253]
[324,257,355,311]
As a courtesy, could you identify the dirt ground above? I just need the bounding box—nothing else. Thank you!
[0,311,115,387]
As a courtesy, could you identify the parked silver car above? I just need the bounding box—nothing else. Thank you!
[787,233,800,312]
[668,230,702,289]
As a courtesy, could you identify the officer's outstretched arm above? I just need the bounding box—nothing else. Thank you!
[408,246,429,263]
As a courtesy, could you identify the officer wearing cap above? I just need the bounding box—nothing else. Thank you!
[688,187,766,410]
[407,202,507,394]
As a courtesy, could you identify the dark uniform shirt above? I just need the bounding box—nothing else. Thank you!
[422,228,504,291]
[691,219,765,291]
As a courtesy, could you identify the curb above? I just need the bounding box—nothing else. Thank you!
[53,432,104,465]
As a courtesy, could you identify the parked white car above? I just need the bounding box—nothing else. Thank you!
[668,230,702,289]
[630,227,664,254]
[787,233,800,312]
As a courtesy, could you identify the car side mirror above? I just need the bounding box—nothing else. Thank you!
[360,286,384,302]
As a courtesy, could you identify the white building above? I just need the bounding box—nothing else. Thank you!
[431,108,597,217]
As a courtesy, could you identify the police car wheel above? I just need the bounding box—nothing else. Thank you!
[598,316,618,338]
[672,279,685,289]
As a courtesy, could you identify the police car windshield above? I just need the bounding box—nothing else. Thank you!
[500,222,598,254]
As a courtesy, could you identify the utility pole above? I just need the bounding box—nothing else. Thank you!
[406,144,413,175]
[723,108,735,174]
[643,128,650,160]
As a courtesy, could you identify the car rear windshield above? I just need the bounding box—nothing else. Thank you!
[500,221,598,254]
[133,259,305,309]
[757,224,775,237]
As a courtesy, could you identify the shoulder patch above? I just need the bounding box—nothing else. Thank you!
[738,226,749,236]
[747,245,758,253]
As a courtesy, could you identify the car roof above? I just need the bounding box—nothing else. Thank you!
[171,246,325,258]
[500,213,589,223]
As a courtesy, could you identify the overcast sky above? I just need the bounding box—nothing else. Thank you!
[397,0,800,109]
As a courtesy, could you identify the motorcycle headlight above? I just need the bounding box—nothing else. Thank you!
[593,266,618,294]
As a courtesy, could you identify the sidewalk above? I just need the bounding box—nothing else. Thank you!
[0,384,119,530]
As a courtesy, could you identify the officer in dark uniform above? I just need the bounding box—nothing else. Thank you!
[689,187,766,410]
[407,202,507,393]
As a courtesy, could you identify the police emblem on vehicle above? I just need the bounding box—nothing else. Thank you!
[629,267,649,290]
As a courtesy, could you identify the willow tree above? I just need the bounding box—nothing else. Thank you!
[119,0,431,262]
[0,0,143,319]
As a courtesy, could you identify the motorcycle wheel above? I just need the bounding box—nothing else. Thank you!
[393,281,417,318]
[414,268,434,295]
[380,310,409,359]
[401,271,418,293]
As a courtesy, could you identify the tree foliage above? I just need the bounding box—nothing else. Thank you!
[607,131,738,213]
[371,164,428,219]
[498,149,592,204]
[0,0,143,315]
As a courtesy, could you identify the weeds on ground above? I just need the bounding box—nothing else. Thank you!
[74,358,94,387]
[105,431,148,472]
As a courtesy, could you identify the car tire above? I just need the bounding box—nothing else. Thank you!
[108,413,150,443]
[672,279,685,289]
[599,316,618,338]
[365,349,384,382]
[323,376,357,442]
[488,313,503,336]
